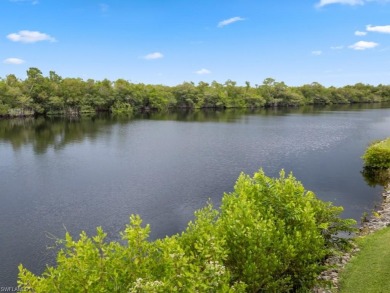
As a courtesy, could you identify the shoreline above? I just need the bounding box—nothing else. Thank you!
[359,185,390,235]
[313,183,390,293]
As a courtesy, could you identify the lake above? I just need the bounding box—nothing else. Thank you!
[1,104,390,286]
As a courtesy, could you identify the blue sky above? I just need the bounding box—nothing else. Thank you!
[1,0,390,86]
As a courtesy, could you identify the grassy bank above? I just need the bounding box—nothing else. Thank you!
[339,226,390,292]
[339,140,390,292]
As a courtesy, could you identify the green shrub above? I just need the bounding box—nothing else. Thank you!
[217,170,355,292]
[18,170,356,292]
[0,102,9,116]
[362,138,390,168]
[111,101,133,115]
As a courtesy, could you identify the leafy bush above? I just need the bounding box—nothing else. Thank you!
[216,170,355,292]
[111,101,133,115]
[0,102,9,116]
[362,139,390,168]
[18,170,356,292]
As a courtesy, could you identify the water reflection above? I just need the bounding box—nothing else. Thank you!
[0,116,132,154]
[137,103,390,121]
[2,102,389,155]
[361,167,390,187]
[1,103,390,286]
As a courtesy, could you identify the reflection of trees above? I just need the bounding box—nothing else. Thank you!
[136,102,390,122]
[137,108,250,122]
[361,167,390,187]
[0,116,124,154]
[1,103,390,154]
[138,107,309,122]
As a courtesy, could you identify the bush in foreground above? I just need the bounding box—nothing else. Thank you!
[18,170,356,292]
[362,138,390,169]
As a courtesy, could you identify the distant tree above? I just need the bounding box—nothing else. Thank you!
[299,82,330,104]
[173,82,200,108]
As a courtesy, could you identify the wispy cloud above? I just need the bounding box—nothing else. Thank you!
[7,30,56,43]
[316,0,364,7]
[311,50,323,56]
[217,17,245,28]
[143,52,164,60]
[317,0,390,7]
[366,24,390,33]
[331,45,344,49]
[355,30,367,36]
[195,68,211,75]
[9,0,39,4]
[3,58,25,65]
[349,40,379,50]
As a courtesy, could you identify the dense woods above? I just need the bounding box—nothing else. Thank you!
[1,68,390,117]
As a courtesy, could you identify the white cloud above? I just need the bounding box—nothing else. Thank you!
[311,50,323,55]
[366,24,390,34]
[9,0,39,4]
[7,30,56,43]
[316,0,364,7]
[349,40,379,50]
[355,30,367,36]
[195,68,211,75]
[217,17,245,28]
[317,0,390,6]
[3,58,25,65]
[143,52,164,60]
[331,45,344,49]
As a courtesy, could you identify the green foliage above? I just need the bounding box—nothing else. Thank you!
[18,170,356,292]
[362,138,390,168]
[0,102,10,116]
[1,68,390,118]
[111,101,134,115]
[217,170,355,292]
[19,215,243,292]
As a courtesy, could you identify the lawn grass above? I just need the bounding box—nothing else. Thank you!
[339,227,390,293]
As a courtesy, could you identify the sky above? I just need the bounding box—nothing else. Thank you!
[1,0,390,86]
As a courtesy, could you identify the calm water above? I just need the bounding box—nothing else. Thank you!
[1,105,390,286]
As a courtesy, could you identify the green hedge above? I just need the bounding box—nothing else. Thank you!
[18,170,356,292]
[362,138,390,168]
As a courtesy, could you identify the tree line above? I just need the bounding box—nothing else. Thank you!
[1,67,390,117]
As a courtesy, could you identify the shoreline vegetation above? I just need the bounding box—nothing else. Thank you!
[18,170,356,292]
[338,140,390,292]
[312,185,390,293]
[314,138,390,292]
[362,138,390,169]
[339,185,390,293]
[2,67,390,118]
